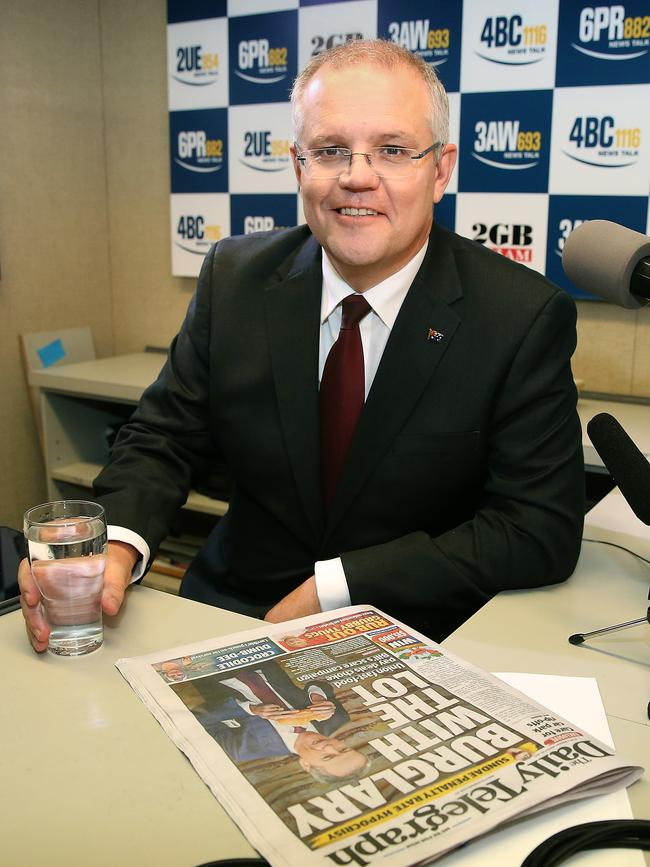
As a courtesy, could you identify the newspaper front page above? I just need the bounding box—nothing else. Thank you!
[116,606,643,866]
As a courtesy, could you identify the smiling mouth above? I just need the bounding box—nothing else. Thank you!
[337,207,379,216]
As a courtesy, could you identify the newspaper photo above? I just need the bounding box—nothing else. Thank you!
[116,606,643,866]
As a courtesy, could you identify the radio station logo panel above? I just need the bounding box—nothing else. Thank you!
[167,18,228,110]
[549,84,649,195]
[546,194,649,296]
[460,0,559,91]
[298,0,376,71]
[170,109,228,194]
[170,194,230,277]
[556,1,650,85]
[455,193,549,274]
[229,11,297,104]
[378,0,462,92]
[228,103,295,194]
[459,91,552,193]
[230,194,298,236]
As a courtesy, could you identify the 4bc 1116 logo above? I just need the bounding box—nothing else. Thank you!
[175,215,221,255]
[477,15,548,64]
[473,223,534,262]
[565,115,641,166]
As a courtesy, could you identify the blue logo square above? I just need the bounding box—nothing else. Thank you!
[556,0,650,87]
[377,0,463,93]
[229,11,298,105]
[170,109,228,193]
[230,195,298,236]
[459,90,553,193]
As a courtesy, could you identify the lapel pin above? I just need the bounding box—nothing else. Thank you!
[427,328,444,342]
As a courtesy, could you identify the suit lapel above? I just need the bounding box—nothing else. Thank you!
[265,236,324,541]
[324,227,464,538]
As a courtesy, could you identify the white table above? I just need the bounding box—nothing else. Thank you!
[2,511,649,865]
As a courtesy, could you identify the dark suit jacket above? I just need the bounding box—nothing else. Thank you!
[94,222,584,639]
[191,668,349,763]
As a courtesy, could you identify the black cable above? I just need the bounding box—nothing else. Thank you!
[521,819,650,867]
[582,536,650,567]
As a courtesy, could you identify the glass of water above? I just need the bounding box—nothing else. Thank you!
[24,500,107,656]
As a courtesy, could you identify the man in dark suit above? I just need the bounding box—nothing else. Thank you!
[184,664,367,779]
[20,40,583,649]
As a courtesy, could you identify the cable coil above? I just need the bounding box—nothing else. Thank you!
[521,820,650,867]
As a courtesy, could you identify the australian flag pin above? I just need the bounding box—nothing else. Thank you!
[427,328,444,342]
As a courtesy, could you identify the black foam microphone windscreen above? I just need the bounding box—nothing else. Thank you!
[587,413,650,525]
[562,220,650,308]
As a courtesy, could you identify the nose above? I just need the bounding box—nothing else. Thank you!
[338,152,380,189]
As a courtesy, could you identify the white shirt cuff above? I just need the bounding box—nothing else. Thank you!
[107,525,150,583]
[314,557,351,611]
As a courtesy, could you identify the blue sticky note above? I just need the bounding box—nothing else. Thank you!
[37,339,66,368]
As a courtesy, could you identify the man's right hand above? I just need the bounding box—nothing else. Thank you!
[18,540,139,653]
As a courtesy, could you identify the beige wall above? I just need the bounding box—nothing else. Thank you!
[0,0,648,529]
[574,302,650,397]
[0,1,115,528]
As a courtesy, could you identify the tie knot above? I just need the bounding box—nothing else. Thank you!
[340,294,371,329]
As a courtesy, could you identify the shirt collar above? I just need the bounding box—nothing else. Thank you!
[320,240,429,328]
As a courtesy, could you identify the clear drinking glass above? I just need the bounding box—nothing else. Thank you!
[24,500,107,656]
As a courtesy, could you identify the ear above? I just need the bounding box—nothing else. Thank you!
[298,757,310,772]
[433,144,458,204]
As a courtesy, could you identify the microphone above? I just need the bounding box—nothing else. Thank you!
[569,412,650,652]
[562,220,650,308]
[586,413,650,525]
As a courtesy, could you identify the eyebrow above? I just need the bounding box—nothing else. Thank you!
[308,131,415,146]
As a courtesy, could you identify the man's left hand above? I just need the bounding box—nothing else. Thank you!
[264,576,320,623]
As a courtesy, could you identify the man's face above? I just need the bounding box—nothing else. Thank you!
[295,732,367,778]
[161,661,185,681]
[292,63,456,292]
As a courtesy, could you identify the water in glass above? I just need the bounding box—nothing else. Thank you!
[26,516,107,656]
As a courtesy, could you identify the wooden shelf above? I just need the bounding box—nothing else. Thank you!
[51,461,228,517]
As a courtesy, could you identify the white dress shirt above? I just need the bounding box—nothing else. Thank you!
[112,239,429,607]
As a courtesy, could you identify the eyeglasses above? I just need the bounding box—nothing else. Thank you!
[295,143,441,179]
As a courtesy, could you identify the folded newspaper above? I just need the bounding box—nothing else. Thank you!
[116,606,643,866]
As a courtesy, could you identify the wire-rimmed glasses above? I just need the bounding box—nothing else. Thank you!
[295,142,442,179]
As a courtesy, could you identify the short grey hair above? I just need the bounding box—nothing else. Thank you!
[290,39,449,146]
[307,754,372,785]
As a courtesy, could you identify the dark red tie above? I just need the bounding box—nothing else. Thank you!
[320,294,372,511]
[237,670,287,708]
